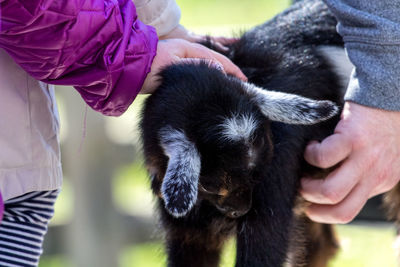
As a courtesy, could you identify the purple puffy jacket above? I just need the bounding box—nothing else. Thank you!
[0,0,158,220]
[0,0,158,116]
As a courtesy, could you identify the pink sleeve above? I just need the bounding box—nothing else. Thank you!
[0,0,158,116]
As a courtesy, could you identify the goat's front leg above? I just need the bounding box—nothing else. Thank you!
[162,207,232,267]
[235,183,296,267]
[165,235,223,267]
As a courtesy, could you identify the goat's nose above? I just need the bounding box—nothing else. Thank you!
[216,205,249,218]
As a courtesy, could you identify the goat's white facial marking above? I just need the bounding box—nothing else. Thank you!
[159,127,201,218]
[221,114,258,143]
[242,82,339,125]
[247,147,257,168]
[220,114,259,168]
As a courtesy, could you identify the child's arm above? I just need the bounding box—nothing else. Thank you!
[0,0,158,116]
[0,0,245,116]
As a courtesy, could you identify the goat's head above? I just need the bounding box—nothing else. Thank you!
[155,65,338,218]
[159,119,269,219]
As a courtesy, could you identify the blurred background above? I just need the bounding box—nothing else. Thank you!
[39,0,398,266]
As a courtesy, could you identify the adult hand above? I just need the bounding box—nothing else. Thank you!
[159,24,238,52]
[140,38,246,94]
[300,101,400,224]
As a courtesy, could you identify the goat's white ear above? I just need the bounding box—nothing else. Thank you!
[242,82,339,125]
[159,127,201,218]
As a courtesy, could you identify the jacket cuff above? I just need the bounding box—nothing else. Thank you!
[133,0,181,36]
[343,42,400,111]
[324,0,400,110]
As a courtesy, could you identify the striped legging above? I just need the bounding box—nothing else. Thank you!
[0,190,59,267]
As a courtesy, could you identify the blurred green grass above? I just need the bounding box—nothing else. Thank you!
[112,161,155,217]
[329,224,397,267]
[120,238,237,267]
[39,0,399,266]
[177,0,291,35]
[119,224,397,267]
[178,0,291,26]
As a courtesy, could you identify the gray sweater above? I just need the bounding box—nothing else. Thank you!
[324,0,400,111]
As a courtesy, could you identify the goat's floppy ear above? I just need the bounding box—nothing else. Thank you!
[242,82,339,125]
[159,127,201,218]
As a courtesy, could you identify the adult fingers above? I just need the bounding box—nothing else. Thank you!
[304,133,352,169]
[305,172,373,224]
[301,153,366,205]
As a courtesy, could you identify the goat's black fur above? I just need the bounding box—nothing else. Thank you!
[140,0,346,266]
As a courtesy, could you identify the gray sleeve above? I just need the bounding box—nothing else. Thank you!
[323,0,400,111]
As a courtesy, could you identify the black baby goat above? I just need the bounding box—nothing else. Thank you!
[140,0,353,266]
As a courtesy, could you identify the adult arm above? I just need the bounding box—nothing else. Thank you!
[301,0,400,223]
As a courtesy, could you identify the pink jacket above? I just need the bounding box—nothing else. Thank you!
[0,0,158,116]
[0,0,181,221]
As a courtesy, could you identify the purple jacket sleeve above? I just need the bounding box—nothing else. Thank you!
[0,0,158,116]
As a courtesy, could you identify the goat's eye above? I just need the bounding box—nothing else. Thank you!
[199,183,212,194]
[199,183,217,194]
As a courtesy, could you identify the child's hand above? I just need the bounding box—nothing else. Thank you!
[160,24,239,53]
[140,38,247,94]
